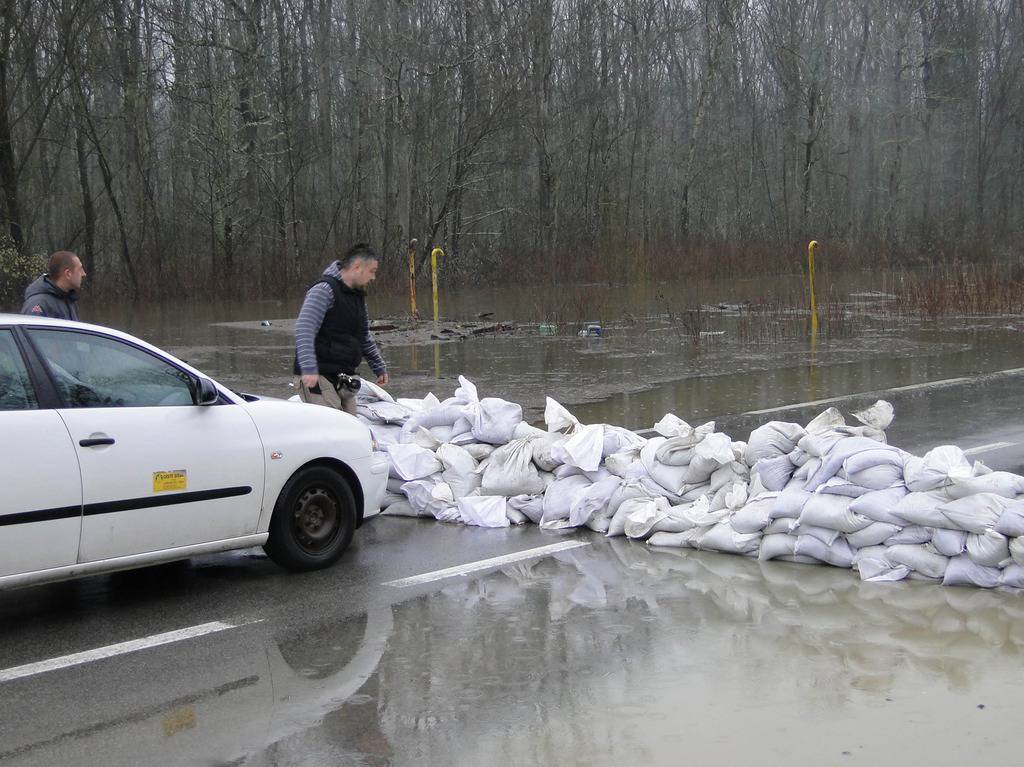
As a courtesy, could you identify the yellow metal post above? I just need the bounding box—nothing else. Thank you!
[407,239,419,319]
[808,240,819,336]
[430,247,444,324]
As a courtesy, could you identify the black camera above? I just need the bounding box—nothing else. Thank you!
[333,373,362,393]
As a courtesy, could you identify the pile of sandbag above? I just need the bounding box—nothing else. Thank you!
[355,376,1024,590]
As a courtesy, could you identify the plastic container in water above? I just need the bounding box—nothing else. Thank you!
[577,323,603,337]
[538,323,557,336]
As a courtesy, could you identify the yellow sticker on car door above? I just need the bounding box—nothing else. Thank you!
[153,470,187,493]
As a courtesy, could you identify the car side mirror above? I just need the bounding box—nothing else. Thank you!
[195,377,219,406]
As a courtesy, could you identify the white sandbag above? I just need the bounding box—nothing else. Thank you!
[789,523,841,546]
[462,443,496,461]
[763,518,795,535]
[605,447,644,478]
[655,438,696,467]
[698,521,761,555]
[806,407,846,434]
[754,455,795,492]
[857,558,911,582]
[709,461,749,493]
[552,424,604,472]
[396,392,441,413]
[994,502,1024,537]
[569,475,621,527]
[788,447,811,467]
[744,421,806,466]
[603,425,646,456]
[930,528,968,557]
[769,485,811,520]
[506,506,529,525]
[816,476,870,498]
[849,485,908,525]
[1011,537,1024,567]
[669,495,729,529]
[683,455,720,485]
[405,426,442,450]
[367,422,403,448]
[758,533,799,561]
[893,491,955,529]
[457,496,509,528]
[532,432,567,472]
[966,530,1010,567]
[730,497,775,534]
[589,480,658,533]
[948,471,1024,500]
[612,496,670,538]
[792,456,821,482]
[400,403,472,442]
[386,443,444,481]
[885,544,949,579]
[380,500,426,518]
[401,479,456,518]
[358,401,411,425]
[884,525,932,545]
[942,555,1001,588]
[480,438,546,496]
[640,437,688,495]
[544,397,580,433]
[647,529,705,548]
[508,494,545,524]
[798,493,871,533]
[541,474,593,524]
[437,443,481,498]
[804,436,901,490]
[852,399,895,431]
[904,445,972,492]
[472,397,524,444]
[844,448,905,490]
[512,421,547,440]
[653,415,715,441]
[939,493,1013,533]
[999,564,1024,589]
[846,522,901,548]
[356,377,395,403]
[380,491,405,509]
[794,535,855,568]
[798,430,846,458]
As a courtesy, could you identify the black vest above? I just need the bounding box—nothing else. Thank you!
[298,275,367,378]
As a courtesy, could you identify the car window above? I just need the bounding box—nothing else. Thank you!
[0,329,37,410]
[27,328,195,408]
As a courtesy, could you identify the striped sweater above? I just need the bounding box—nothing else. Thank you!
[295,261,387,377]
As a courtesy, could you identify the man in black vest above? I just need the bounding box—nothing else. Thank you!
[294,243,389,414]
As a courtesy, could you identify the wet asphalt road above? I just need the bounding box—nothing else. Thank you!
[3,374,1024,766]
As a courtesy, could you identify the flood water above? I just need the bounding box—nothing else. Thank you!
[88,274,1024,430]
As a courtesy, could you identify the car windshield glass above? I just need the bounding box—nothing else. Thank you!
[27,328,195,408]
[0,329,37,410]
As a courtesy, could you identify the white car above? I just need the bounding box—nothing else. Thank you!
[0,314,388,590]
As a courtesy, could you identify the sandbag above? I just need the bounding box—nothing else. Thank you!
[846,522,901,548]
[380,499,424,518]
[508,494,545,525]
[844,448,905,490]
[386,443,443,481]
[730,497,776,534]
[893,491,955,529]
[605,448,645,478]
[647,529,705,549]
[463,443,496,461]
[552,424,604,472]
[794,535,854,568]
[603,426,646,456]
[948,471,1024,500]
[437,443,481,498]
[966,530,1010,567]
[999,564,1024,589]
[885,544,949,579]
[758,533,799,561]
[698,521,761,555]
[480,438,545,496]
[640,437,688,495]
[769,485,811,520]
[903,445,972,492]
[401,479,456,519]
[994,502,1024,538]
[541,474,594,524]
[942,555,1001,588]
[939,493,1014,533]
[930,527,968,557]
[798,493,871,533]
[753,455,795,492]
[471,397,523,444]
[884,525,932,545]
[544,397,580,433]
[610,496,669,538]
[457,496,509,528]
[848,486,908,525]
[1011,536,1024,567]
[532,432,568,472]
[744,421,806,466]
[569,475,621,527]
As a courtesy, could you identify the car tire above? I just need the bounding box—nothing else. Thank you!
[264,466,356,572]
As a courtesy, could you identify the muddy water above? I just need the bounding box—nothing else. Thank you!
[89,275,1024,429]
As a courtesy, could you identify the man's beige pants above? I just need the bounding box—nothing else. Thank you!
[296,375,358,415]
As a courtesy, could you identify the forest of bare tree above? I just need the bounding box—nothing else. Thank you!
[1,0,1022,300]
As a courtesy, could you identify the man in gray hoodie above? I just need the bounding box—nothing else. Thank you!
[21,251,86,320]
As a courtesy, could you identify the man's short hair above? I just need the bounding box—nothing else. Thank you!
[338,242,379,269]
[47,251,79,279]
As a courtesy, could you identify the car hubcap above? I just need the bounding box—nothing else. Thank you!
[293,487,339,552]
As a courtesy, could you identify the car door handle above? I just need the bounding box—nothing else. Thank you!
[79,437,115,447]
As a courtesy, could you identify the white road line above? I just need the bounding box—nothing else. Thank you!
[963,441,1016,456]
[0,621,241,684]
[745,370,999,413]
[384,540,591,588]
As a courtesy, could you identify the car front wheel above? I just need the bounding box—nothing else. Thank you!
[264,466,356,571]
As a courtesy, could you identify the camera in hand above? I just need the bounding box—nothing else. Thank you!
[333,373,362,393]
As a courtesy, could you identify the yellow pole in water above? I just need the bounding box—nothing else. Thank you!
[407,239,419,319]
[430,247,444,324]
[808,240,819,335]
